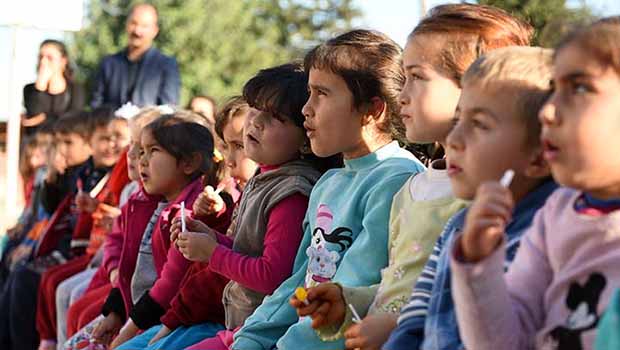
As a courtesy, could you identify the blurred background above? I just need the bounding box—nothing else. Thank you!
[1,0,619,234]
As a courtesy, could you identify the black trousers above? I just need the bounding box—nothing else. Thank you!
[0,261,41,350]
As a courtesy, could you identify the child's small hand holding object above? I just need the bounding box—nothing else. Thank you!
[461,170,515,263]
[344,313,398,350]
[172,202,219,260]
[76,191,99,213]
[193,185,225,217]
[170,216,210,244]
[289,283,347,330]
[93,203,122,231]
[176,231,218,262]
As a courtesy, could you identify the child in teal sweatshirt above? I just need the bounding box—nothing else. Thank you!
[232,29,424,350]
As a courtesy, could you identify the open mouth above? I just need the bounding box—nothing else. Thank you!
[140,172,149,181]
[542,139,560,160]
[446,163,462,177]
[304,122,316,138]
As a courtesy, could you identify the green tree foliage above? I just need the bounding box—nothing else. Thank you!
[478,0,594,47]
[70,0,361,105]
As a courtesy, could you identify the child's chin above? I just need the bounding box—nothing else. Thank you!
[142,184,155,194]
[452,184,475,201]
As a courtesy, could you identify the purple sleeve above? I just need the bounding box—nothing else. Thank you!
[209,193,308,294]
[450,208,551,350]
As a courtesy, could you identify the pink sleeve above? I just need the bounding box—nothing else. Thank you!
[150,244,192,309]
[450,207,552,350]
[102,206,126,280]
[149,210,193,310]
[209,193,308,295]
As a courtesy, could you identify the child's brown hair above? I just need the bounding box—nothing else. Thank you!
[304,29,405,142]
[244,62,343,173]
[555,16,620,75]
[411,3,533,86]
[214,96,250,141]
[144,115,215,182]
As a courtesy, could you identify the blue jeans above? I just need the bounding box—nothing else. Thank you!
[116,322,225,350]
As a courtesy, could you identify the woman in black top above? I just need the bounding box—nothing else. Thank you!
[22,39,86,135]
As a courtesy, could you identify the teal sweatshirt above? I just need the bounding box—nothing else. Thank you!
[232,141,425,350]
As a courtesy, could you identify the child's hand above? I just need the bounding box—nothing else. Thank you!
[170,216,211,243]
[461,182,514,263]
[148,324,172,345]
[93,203,122,231]
[91,312,123,345]
[109,319,139,349]
[176,231,218,262]
[344,313,398,350]
[76,191,99,213]
[193,186,225,217]
[289,283,347,329]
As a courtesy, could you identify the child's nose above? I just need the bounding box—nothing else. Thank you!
[139,154,148,167]
[539,100,558,126]
[302,100,313,119]
[398,87,409,106]
[446,124,464,151]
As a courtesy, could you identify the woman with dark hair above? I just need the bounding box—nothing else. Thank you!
[22,39,86,135]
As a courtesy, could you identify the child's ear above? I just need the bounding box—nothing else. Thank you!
[523,146,551,179]
[182,152,203,176]
[361,97,386,126]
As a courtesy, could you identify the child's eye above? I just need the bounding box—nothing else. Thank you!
[410,73,423,81]
[234,143,244,150]
[573,83,590,94]
[472,119,489,130]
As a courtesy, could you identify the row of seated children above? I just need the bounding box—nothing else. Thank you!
[66,21,423,350]
[2,103,231,350]
[1,108,130,350]
[1,122,55,285]
[11,4,620,350]
[289,9,620,350]
[56,106,235,350]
